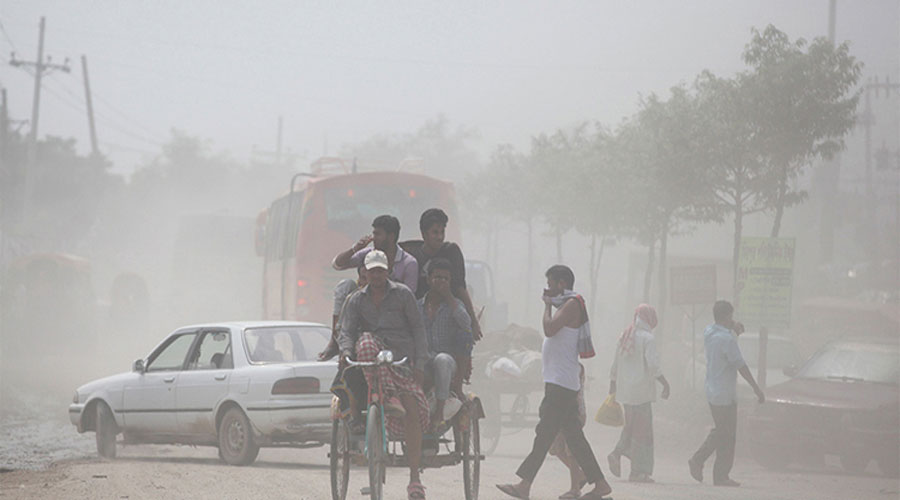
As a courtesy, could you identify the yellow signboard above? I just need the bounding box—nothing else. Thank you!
[736,237,795,328]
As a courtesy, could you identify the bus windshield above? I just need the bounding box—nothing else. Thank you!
[324,184,439,238]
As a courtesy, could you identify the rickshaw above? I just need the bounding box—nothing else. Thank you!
[329,349,484,500]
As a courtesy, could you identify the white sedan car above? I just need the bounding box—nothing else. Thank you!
[69,321,338,465]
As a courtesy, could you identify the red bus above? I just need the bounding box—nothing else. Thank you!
[256,158,461,323]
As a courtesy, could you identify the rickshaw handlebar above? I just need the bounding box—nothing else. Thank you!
[345,356,408,367]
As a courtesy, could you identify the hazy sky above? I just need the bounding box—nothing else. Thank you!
[1,0,897,176]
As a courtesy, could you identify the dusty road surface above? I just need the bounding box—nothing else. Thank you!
[2,428,898,500]
[2,375,898,499]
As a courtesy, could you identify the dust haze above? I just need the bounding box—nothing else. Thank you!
[0,1,898,496]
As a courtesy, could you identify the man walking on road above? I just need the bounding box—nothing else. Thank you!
[689,300,765,487]
[497,265,611,500]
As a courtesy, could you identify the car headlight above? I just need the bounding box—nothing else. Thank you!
[73,392,80,404]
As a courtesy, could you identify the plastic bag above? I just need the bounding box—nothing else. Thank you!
[594,393,624,427]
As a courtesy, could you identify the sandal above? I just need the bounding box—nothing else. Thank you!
[407,481,426,500]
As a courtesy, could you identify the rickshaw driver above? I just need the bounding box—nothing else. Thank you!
[338,249,431,500]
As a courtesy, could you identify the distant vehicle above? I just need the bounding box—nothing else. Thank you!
[256,158,461,322]
[0,253,98,359]
[746,337,899,477]
[684,332,804,392]
[69,321,337,465]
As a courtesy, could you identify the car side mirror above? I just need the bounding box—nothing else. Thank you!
[133,359,145,373]
[782,365,798,378]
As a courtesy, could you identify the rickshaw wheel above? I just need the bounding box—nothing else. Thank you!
[366,404,385,500]
[462,410,481,500]
[329,419,350,500]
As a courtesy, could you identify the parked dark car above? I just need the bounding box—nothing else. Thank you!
[747,337,899,477]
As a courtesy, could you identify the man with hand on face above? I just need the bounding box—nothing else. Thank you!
[688,300,765,488]
[337,250,430,499]
[418,258,473,432]
[401,208,482,342]
[332,214,418,294]
[497,265,611,500]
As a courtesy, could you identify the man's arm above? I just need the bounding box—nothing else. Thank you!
[449,297,471,332]
[609,353,618,394]
[739,364,765,403]
[337,294,360,357]
[402,259,419,294]
[454,286,482,341]
[657,375,670,399]
[448,243,482,341]
[542,298,579,338]
[403,288,428,374]
[332,235,371,270]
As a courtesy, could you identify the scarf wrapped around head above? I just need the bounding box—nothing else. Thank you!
[548,290,595,359]
[618,304,658,355]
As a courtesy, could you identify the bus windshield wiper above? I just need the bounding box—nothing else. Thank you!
[826,375,865,382]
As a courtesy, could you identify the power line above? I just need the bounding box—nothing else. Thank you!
[0,19,17,53]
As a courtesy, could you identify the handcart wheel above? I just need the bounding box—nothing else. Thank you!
[480,391,501,455]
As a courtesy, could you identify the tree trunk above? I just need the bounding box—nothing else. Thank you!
[657,220,669,330]
[770,171,787,238]
[732,199,744,305]
[588,234,607,319]
[643,237,657,303]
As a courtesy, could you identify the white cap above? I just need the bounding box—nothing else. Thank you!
[364,249,389,270]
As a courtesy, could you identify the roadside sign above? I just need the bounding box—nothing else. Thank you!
[670,265,717,305]
[736,237,795,328]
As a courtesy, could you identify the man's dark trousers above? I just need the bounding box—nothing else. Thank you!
[691,403,738,482]
[516,383,604,483]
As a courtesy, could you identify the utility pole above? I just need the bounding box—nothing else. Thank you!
[1,88,8,163]
[9,16,70,220]
[81,55,99,157]
[819,0,839,263]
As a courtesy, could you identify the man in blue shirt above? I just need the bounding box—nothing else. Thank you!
[418,257,472,431]
[689,300,765,487]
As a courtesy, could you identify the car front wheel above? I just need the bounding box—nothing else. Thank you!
[95,402,118,459]
[218,407,260,465]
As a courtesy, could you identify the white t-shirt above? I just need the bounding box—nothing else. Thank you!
[610,327,662,405]
[542,325,581,391]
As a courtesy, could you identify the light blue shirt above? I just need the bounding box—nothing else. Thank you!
[704,323,746,406]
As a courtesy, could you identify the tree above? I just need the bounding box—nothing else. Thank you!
[0,129,120,249]
[340,114,480,181]
[616,86,719,322]
[741,25,862,238]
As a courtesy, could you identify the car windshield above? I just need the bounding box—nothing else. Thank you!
[738,337,801,369]
[244,326,330,363]
[798,343,899,384]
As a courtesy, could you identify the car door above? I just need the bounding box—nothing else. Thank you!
[175,329,234,437]
[122,331,198,434]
